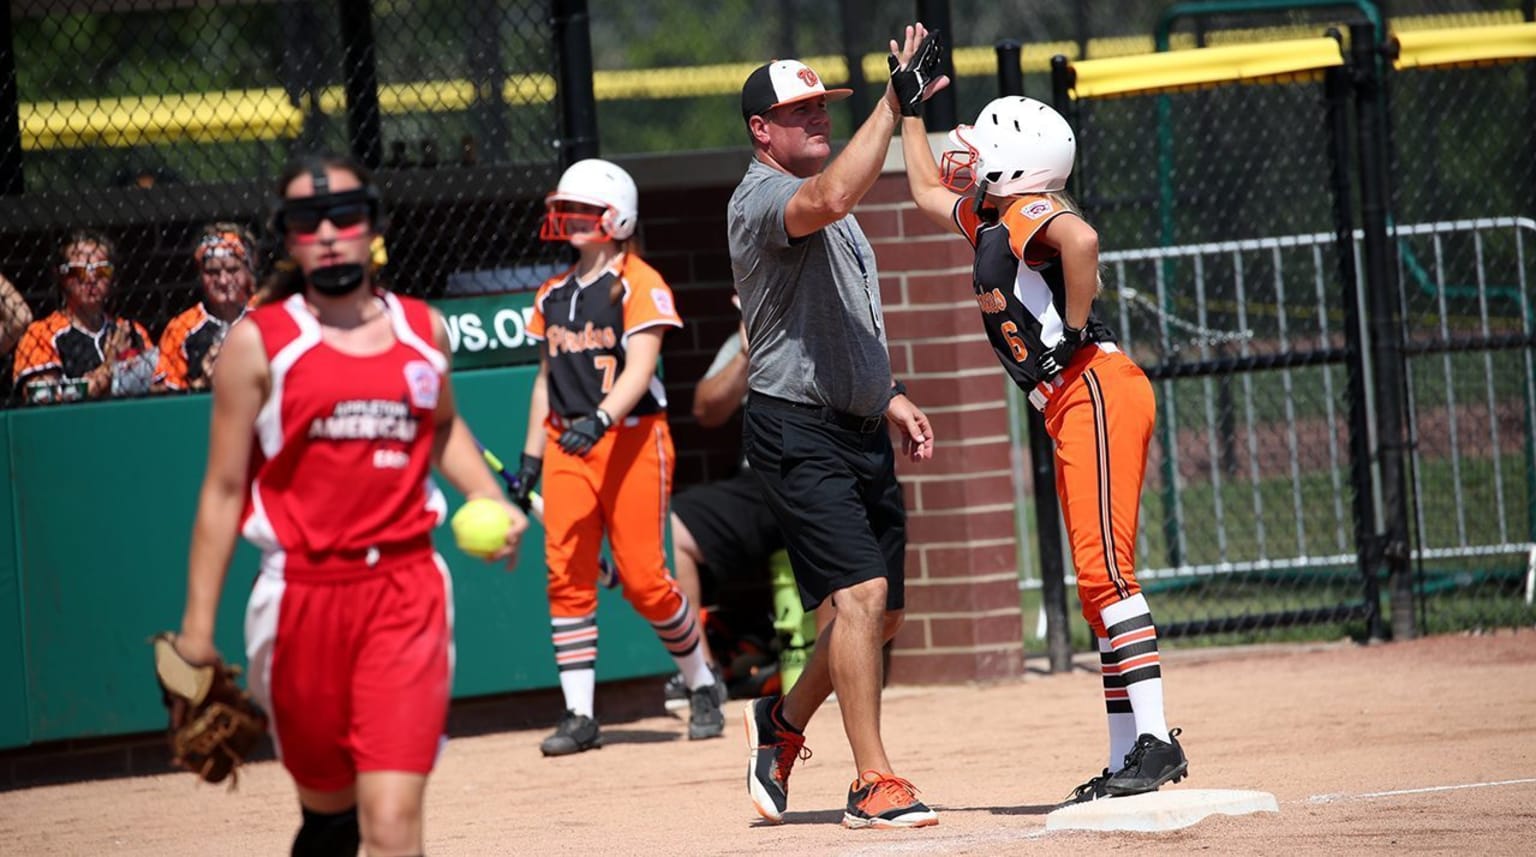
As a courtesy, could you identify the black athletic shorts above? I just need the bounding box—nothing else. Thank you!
[671,467,784,583]
[742,392,907,611]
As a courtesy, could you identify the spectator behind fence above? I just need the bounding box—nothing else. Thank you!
[12,230,158,404]
[0,271,35,361]
[156,223,258,392]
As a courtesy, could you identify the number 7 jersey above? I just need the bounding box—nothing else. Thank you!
[528,253,683,418]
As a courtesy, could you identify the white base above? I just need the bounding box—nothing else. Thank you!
[1046,788,1279,832]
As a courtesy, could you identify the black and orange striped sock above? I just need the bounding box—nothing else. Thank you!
[1100,594,1171,743]
[653,596,715,690]
[1097,636,1139,770]
[552,613,597,717]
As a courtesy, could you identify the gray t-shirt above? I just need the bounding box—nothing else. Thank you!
[727,159,893,418]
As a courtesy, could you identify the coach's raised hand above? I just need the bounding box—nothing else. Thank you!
[887,23,950,117]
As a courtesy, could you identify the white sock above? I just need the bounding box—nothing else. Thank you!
[1100,594,1170,742]
[559,669,596,719]
[676,647,716,691]
[651,596,717,690]
[1099,636,1139,770]
[552,613,597,719]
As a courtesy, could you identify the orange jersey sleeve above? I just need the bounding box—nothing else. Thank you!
[157,307,198,390]
[1001,194,1071,263]
[617,254,682,339]
[12,313,68,382]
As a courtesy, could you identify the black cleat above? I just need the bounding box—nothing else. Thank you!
[1055,768,1115,810]
[662,671,689,714]
[1104,728,1188,795]
[688,681,727,740]
[540,710,602,756]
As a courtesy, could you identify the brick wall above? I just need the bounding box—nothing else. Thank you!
[626,146,1026,685]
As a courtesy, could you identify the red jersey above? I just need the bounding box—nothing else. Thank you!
[527,253,682,418]
[240,292,448,574]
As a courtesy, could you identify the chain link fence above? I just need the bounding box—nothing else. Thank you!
[1,0,564,405]
[1061,67,1370,644]
[1,0,1529,638]
[1388,57,1536,633]
[1048,10,1535,643]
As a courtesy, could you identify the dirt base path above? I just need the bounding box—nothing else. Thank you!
[3,631,1532,855]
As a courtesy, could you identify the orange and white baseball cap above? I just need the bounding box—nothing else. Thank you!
[741,59,853,121]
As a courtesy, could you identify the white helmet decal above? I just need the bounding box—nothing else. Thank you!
[543,158,639,241]
[948,96,1076,196]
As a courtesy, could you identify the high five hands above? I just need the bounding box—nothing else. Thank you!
[888,24,950,117]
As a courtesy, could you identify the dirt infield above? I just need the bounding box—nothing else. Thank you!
[3,631,1532,855]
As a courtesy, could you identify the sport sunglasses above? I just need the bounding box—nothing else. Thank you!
[58,261,115,280]
[275,189,377,237]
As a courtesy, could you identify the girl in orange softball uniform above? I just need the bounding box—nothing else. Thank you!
[516,158,725,755]
[900,97,1189,806]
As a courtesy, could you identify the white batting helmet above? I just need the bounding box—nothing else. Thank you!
[945,96,1076,196]
[541,158,639,242]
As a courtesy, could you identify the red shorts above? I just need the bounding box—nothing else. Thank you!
[244,551,454,791]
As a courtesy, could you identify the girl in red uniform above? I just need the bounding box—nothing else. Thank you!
[512,158,724,754]
[173,154,528,857]
[899,97,1188,806]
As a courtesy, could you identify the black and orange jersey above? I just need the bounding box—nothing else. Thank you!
[12,310,156,383]
[527,253,682,419]
[953,194,1116,392]
[157,302,238,390]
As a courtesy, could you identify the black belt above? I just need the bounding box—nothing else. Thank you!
[748,391,885,434]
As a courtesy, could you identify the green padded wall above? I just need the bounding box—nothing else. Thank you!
[0,417,28,747]
[0,364,671,748]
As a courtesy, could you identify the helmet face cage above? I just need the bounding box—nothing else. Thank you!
[954,97,1076,197]
[939,142,979,194]
[539,198,613,242]
[539,159,638,243]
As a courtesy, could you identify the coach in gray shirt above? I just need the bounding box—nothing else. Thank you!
[729,25,947,830]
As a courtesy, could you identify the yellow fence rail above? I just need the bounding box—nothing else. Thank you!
[14,9,1530,151]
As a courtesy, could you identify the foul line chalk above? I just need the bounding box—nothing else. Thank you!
[1309,777,1536,804]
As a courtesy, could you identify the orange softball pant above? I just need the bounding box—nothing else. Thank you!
[1043,345,1157,638]
[542,412,684,622]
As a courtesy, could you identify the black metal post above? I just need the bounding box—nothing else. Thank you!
[1024,54,1077,672]
[995,40,1024,99]
[552,0,600,165]
[338,0,384,169]
[1074,0,1089,63]
[1049,56,1075,195]
[1028,406,1072,674]
[467,0,509,165]
[915,0,957,129]
[1349,22,1414,641]
[839,0,870,127]
[777,0,797,60]
[1527,1,1536,220]
[0,1,24,195]
[1324,58,1386,642]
